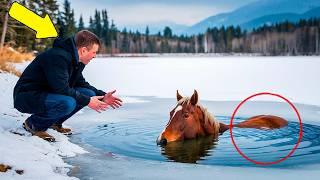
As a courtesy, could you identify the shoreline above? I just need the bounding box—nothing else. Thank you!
[96,53,320,58]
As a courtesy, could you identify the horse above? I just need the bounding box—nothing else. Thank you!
[156,90,288,145]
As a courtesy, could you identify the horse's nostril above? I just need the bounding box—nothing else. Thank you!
[158,138,167,146]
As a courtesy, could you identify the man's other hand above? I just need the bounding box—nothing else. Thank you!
[102,90,123,109]
[88,96,108,113]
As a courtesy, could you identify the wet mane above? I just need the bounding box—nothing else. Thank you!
[177,97,220,136]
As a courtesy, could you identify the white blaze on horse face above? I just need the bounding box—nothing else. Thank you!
[172,105,182,120]
[166,105,182,128]
[158,105,183,142]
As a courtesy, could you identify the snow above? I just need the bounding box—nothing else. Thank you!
[0,70,86,180]
[1,56,320,179]
[85,56,320,106]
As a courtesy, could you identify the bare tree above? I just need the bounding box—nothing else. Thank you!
[0,0,11,48]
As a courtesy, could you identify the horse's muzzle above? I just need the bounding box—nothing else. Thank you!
[157,138,167,146]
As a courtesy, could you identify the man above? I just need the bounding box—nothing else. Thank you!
[13,30,122,142]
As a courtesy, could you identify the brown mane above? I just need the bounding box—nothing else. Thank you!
[177,97,221,137]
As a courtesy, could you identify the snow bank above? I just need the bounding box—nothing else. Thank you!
[0,71,86,180]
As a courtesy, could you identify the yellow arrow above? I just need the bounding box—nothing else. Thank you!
[8,2,58,39]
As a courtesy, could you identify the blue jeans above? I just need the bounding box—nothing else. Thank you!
[26,87,96,131]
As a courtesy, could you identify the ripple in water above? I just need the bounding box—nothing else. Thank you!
[81,116,320,167]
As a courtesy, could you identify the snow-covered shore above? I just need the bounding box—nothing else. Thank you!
[0,70,87,179]
[0,62,153,179]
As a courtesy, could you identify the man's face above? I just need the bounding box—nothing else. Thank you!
[78,44,99,65]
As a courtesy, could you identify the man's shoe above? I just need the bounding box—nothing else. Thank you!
[50,124,72,135]
[23,120,55,142]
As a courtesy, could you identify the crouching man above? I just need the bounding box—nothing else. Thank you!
[13,30,122,142]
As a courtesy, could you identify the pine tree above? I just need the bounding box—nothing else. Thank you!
[94,9,102,37]
[110,20,117,41]
[136,30,142,53]
[61,0,76,37]
[78,14,85,31]
[109,20,118,53]
[57,14,66,37]
[145,26,150,37]
[102,9,110,47]
[89,16,94,32]
[163,26,172,38]
[226,26,235,52]
[41,0,59,23]
[235,26,242,38]
[121,28,129,53]
[177,40,182,53]
[38,0,59,51]
[145,26,150,52]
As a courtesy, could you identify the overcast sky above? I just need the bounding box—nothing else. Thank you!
[57,0,259,26]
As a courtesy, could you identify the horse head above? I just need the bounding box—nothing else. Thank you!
[157,90,227,145]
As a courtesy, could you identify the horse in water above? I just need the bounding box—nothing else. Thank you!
[156,90,288,145]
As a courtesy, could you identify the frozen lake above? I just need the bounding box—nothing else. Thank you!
[65,56,320,179]
[83,56,320,106]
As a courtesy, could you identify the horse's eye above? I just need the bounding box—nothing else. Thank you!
[183,113,189,119]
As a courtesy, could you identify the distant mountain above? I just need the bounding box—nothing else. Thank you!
[241,6,320,30]
[303,6,320,18]
[185,0,320,35]
[119,21,189,35]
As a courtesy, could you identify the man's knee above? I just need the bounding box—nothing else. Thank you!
[59,97,77,115]
[47,96,77,117]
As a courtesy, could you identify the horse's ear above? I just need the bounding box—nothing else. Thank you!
[190,90,198,105]
[177,90,183,101]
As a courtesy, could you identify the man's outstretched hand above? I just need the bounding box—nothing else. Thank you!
[88,96,109,113]
[102,90,123,109]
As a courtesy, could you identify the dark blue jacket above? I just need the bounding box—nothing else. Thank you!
[13,37,105,114]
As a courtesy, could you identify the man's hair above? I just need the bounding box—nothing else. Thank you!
[75,30,101,49]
